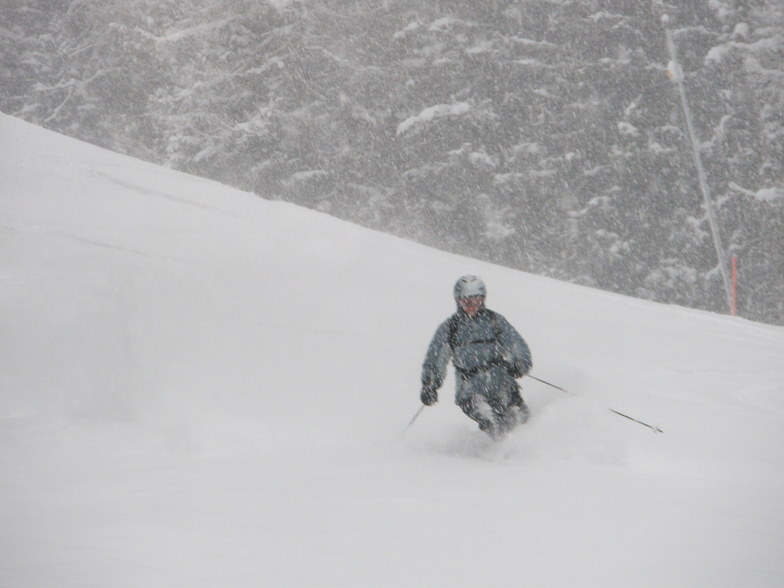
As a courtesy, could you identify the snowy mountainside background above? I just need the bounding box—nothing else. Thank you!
[2,114,784,587]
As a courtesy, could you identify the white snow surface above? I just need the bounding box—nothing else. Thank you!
[2,114,784,587]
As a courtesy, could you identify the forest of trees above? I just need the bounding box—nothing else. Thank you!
[2,0,783,323]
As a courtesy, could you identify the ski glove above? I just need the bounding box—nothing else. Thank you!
[509,360,527,379]
[420,386,438,406]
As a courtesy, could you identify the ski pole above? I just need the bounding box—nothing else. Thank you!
[527,374,571,394]
[609,409,663,434]
[403,405,426,433]
[528,374,663,433]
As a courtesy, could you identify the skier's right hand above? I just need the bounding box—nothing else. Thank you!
[420,386,438,406]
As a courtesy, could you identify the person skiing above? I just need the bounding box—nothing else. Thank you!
[420,275,532,439]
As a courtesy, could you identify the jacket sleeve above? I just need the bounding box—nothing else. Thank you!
[421,320,452,390]
[496,314,533,377]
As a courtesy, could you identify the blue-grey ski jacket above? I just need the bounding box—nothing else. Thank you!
[421,308,532,405]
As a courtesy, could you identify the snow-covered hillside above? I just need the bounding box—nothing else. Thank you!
[2,114,783,587]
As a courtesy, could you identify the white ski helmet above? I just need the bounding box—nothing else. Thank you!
[453,275,486,300]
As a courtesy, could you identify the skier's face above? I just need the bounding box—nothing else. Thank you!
[458,296,484,317]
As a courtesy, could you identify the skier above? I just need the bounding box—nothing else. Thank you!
[420,275,532,439]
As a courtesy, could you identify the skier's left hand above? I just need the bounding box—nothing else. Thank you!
[509,360,526,379]
[510,385,524,407]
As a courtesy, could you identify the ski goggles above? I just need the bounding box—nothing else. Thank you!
[458,296,485,309]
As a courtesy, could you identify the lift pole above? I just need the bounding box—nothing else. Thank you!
[662,15,733,313]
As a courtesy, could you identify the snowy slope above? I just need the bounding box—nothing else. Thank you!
[2,113,783,588]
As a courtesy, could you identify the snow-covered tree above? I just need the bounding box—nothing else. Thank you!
[2,0,782,323]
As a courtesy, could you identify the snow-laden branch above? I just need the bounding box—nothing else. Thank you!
[396,102,470,136]
[156,17,236,46]
[728,182,784,202]
[44,85,74,123]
